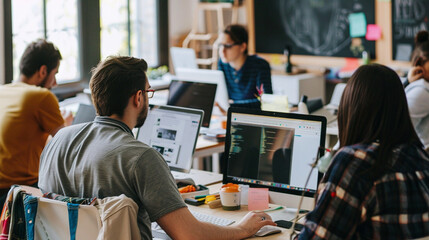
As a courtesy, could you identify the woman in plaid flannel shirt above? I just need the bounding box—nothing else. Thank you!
[299,64,429,239]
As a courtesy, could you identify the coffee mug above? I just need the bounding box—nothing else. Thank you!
[220,183,241,210]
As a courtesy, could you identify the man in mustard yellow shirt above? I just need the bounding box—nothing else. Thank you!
[0,39,70,206]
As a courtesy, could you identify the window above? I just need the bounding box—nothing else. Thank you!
[3,0,167,87]
[100,0,158,66]
[11,0,79,83]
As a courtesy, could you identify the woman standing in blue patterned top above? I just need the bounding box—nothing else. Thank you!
[218,24,272,109]
[298,64,429,239]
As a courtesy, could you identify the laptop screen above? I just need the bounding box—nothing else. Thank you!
[223,108,326,197]
[72,104,96,125]
[136,105,204,172]
[167,80,217,128]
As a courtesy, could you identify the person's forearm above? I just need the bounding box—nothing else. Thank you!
[194,222,249,240]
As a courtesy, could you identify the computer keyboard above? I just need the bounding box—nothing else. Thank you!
[190,210,235,226]
[151,211,235,239]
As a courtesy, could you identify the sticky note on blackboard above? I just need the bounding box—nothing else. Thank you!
[366,24,382,41]
[349,13,367,38]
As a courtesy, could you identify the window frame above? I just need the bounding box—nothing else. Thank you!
[2,0,168,100]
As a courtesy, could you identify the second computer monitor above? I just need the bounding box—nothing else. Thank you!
[167,80,217,128]
[223,107,326,209]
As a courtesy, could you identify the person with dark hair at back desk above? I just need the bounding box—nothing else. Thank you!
[403,30,429,153]
[218,24,272,109]
[297,64,429,239]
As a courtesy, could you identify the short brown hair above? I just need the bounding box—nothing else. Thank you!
[90,56,148,117]
[19,39,62,77]
[224,24,248,54]
[338,64,421,177]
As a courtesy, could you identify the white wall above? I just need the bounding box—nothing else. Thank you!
[168,0,248,48]
[168,0,197,47]
[0,0,5,84]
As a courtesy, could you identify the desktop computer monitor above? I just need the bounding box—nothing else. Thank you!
[136,105,204,172]
[223,108,326,210]
[175,68,230,112]
[167,80,217,128]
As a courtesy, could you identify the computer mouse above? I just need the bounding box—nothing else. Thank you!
[254,225,282,237]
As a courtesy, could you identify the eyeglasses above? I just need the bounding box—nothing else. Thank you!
[219,43,239,49]
[145,89,155,98]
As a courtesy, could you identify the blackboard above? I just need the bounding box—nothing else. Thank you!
[254,0,376,59]
[392,0,429,61]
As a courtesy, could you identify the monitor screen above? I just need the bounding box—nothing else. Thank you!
[136,105,204,172]
[223,108,326,200]
[167,80,217,128]
[175,68,230,112]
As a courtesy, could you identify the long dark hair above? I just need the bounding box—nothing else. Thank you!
[337,64,422,177]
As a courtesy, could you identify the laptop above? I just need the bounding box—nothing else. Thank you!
[137,105,203,172]
[72,104,97,125]
[167,80,217,129]
[136,105,223,186]
[175,68,230,113]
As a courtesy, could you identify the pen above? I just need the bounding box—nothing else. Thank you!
[195,193,219,199]
[263,206,284,212]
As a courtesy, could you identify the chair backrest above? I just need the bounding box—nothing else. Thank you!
[34,197,101,240]
[2,186,140,240]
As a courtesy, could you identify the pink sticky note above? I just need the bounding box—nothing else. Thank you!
[366,24,382,41]
[248,188,269,211]
[341,58,360,72]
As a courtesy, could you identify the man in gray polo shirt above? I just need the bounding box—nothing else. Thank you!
[38,56,274,239]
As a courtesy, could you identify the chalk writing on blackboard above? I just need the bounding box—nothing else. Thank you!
[392,0,429,61]
[254,0,375,58]
[281,1,352,56]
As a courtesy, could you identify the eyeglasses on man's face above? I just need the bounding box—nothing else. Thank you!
[219,43,240,49]
[145,89,155,98]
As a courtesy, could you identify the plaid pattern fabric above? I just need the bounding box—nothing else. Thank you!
[218,55,272,103]
[299,143,429,240]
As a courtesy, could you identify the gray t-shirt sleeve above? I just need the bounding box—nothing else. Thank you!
[132,148,186,222]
